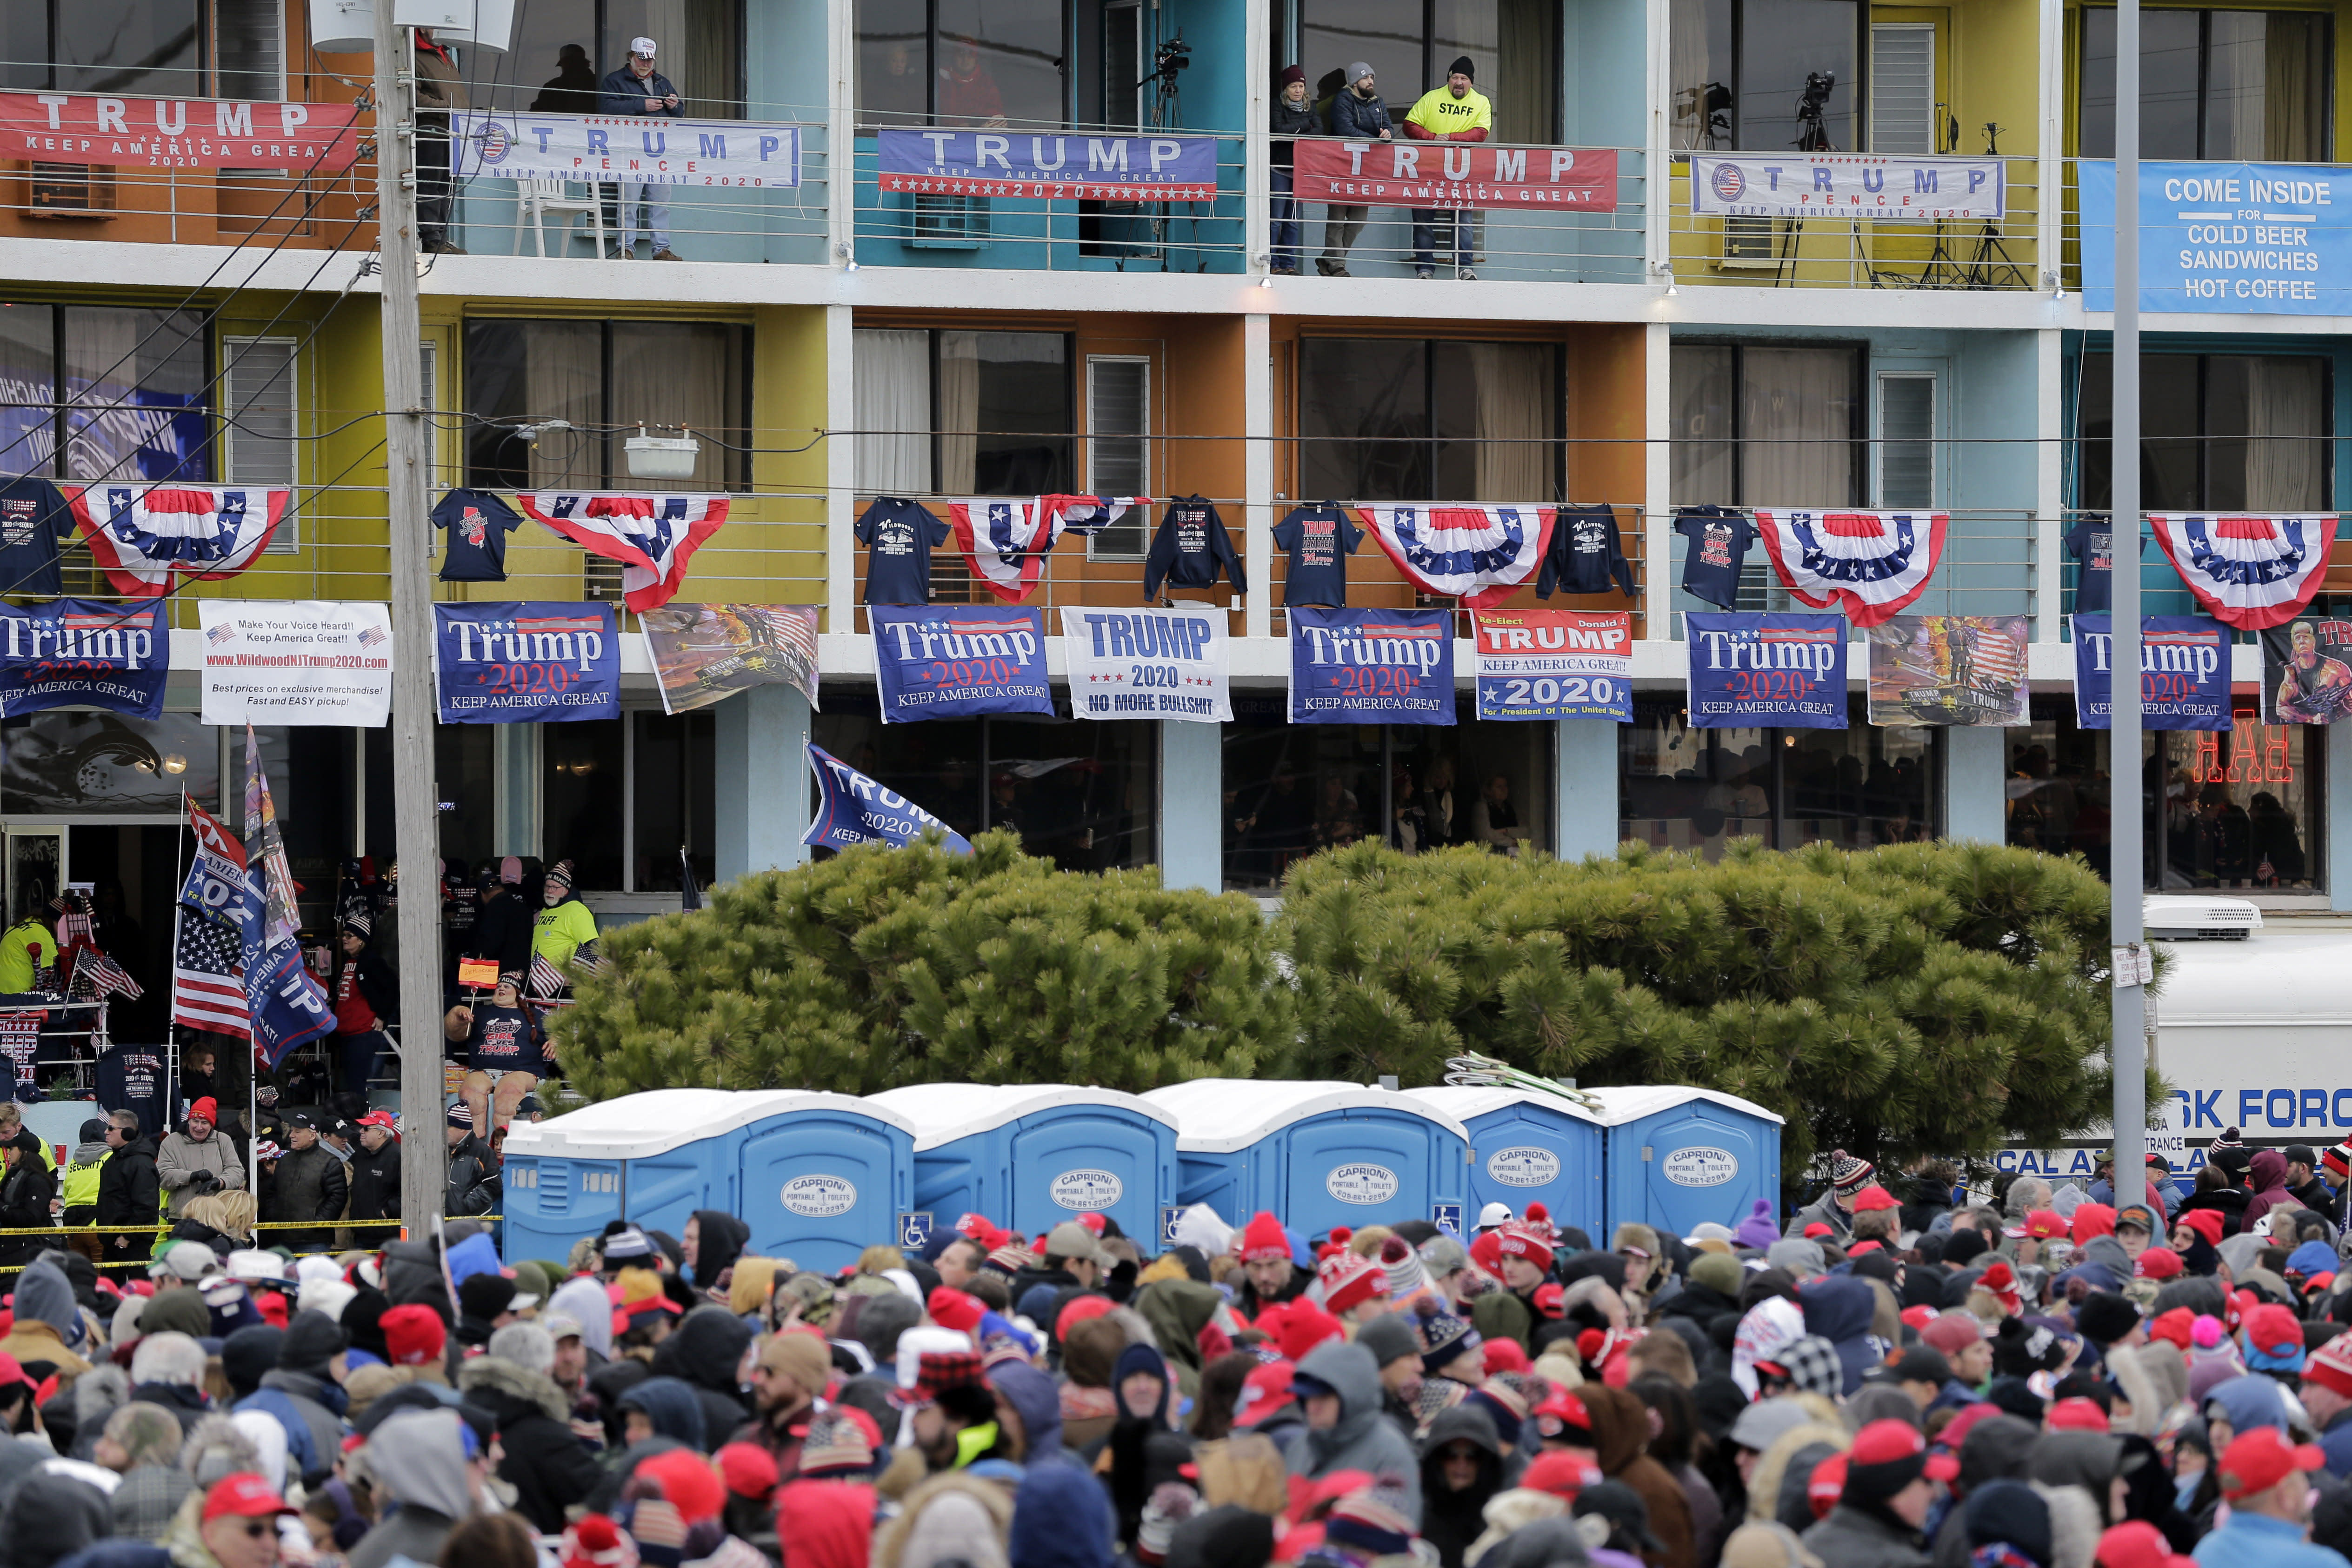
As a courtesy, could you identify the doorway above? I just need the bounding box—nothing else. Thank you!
[65,825,186,1044]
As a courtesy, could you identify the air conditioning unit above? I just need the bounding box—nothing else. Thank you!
[909,194,991,249]
[2143,895,2263,941]
[1719,214,1779,268]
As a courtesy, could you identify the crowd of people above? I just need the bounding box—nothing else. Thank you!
[0,1128,2348,1568]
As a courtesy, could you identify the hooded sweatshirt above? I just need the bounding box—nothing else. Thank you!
[549,1273,615,1361]
[989,1359,1066,1463]
[1930,1415,2043,1568]
[649,1303,754,1442]
[2242,1150,2296,1234]
[1284,1337,1423,1525]
[1797,1276,1881,1396]
[350,1408,475,1568]
[1586,1382,1696,1568]
[1008,1458,1116,1568]
[1421,1401,1508,1568]
[690,1208,752,1293]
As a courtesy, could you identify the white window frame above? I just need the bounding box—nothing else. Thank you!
[1085,354,1153,562]
[1873,369,1939,509]
[221,334,303,552]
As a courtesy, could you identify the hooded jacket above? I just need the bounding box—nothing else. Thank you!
[1008,1458,1116,1568]
[2051,1235,2133,1294]
[1135,1278,1224,1395]
[458,1353,604,1532]
[689,1208,751,1293]
[347,1133,400,1223]
[349,1408,475,1568]
[1804,1502,1932,1568]
[0,1256,93,1382]
[1929,1415,2041,1568]
[1797,1276,1880,1396]
[2243,1151,2296,1234]
[990,1358,1066,1462]
[1784,1192,1854,1241]
[551,1273,615,1361]
[268,1141,348,1252]
[1421,1402,1508,1568]
[1283,1337,1423,1524]
[1586,1382,1696,1568]
[648,1304,754,1443]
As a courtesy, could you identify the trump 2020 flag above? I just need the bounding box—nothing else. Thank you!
[1357,505,1555,607]
[1753,509,1948,627]
[63,484,289,594]
[2071,614,2232,731]
[1059,606,1230,722]
[2147,513,2337,630]
[1289,607,1455,725]
[518,492,728,611]
[435,602,619,724]
[871,605,1053,723]
[802,743,973,854]
[240,728,332,1065]
[1685,612,1848,729]
[0,599,168,719]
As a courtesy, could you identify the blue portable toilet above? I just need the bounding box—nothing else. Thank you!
[502,1089,915,1271]
[1404,1085,1606,1241]
[1142,1080,1471,1242]
[1588,1086,1783,1239]
[864,1084,1177,1244]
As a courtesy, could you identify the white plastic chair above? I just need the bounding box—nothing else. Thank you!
[514,178,608,257]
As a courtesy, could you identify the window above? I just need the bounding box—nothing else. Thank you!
[493,0,745,117]
[1869,24,1936,155]
[2076,353,2329,512]
[2079,9,2329,161]
[1620,701,1937,855]
[1086,357,1150,560]
[1671,0,1859,150]
[857,0,1068,129]
[463,319,750,491]
[1296,0,1559,142]
[222,337,300,552]
[1669,342,1865,506]
[848,327,1074,496]
[1876,372,1935,507]
[0,303,210,483]
[1298,339,1561,504]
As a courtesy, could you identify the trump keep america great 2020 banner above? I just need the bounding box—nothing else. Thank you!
[1291,141,1616,212]
[877,129,1219,200]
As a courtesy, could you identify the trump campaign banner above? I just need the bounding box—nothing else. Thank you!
[1865,615,2029,727]
[871,606,1053,723]
[640,604,820,715]
[2072,615,2231,731]
[198,601,393,727]
[1472,609,1631,721]
[1292,141,1617,212]
[1684,612,1848,729]
[0,599,167,720]
[803,744,973,855]
[2265,616,2352,724]
[1059,608,1230,723]
[877,129,1219,201]
[0,91,363,171]
[434,603,619,725]
[454,112,801,187]
[1689,155,2005,222]
[1289,608,1455,726]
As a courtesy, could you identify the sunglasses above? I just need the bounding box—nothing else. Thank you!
[233,1519,273,1538]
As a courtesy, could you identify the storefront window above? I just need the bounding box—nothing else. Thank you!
[1670,0,1858,150]
[1296,0,1559,142]
[1299,340,1562,504]
[813,700,1159,870]
[0,303,211,484]
[633,711,716,892]
[1220,701,1554,890]
[2079,9,2328,161]
[2076,353,2329,513]
[1619,700,1936,855]
[465,320,750,491]
[0,713,220,815]
[857,0,1066,128]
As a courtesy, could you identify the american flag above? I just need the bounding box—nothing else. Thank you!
[528,952,567,1000]
[207,622,239,646]
[67,945,142,1001]
[173,909,250,1037]
[357,625,388,648]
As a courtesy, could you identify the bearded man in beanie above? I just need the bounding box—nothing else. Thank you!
[741,1328,831,1475]
[1803,1418,1955,1568]
[1401,56,1491,279]
[1234,1211,1309,1322]
[1786,1149,1874,1241]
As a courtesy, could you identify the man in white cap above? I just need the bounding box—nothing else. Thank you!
[600,37,686,260]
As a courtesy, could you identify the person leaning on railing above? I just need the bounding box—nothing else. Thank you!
[1319,64,1393,277]
[1270,66,1322,276]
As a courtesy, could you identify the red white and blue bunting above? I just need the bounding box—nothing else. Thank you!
[2147,513,2337,630]
[63,485,289,595]
[1753,509,1948,627]
[1356,505,1556,607]
[517,492,727,612]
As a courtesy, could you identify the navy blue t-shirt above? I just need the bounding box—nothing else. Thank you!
[466,1001,551,1076]
[1675,505,1755,609]
[1272,503,1363,607]
[433,489,523,582]
[0,478,77,598]
[856,497,952,605]
[2065,513,2145,614]
[95,1045,172,1140]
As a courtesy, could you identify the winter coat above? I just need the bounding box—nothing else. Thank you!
[349,1409,473,1568]
[1472,1287,1536,1352]
[1234,1265,1310,1323]
[689,1208,751,1293]
[458,1354,604,1533]
[1420,1403,1507,1568]
[155,1128,244,1220]
[1804,1503,1932,1568]
[599,65,683,117]
[1283,1338,1423,1524]
[268,1142,347,1252]
[1928,1415,2041,1568]
[1586,1383,1696,1568]
[1783,1192,1853,1240]
[1329,86,1393,142]
[1271,94,1321,166]
[648,1305,755,1442]
[1796,1276,1880,1396]
[0,1152,56,1268]
[348,1136,400,1223]
[2243,1150,2296,1234]
[468,890,533,974]
[94,1135,159,1229]
[445,1133,500,1217]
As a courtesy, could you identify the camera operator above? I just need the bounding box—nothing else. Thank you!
[158,1095,247,1221]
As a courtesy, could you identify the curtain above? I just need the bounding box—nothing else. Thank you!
[1742,346,1857,505]
[611,323,740,489]
[1670,344,1735,504]
[2245,356,2325,513]
[0,307,56,479]
[937,332,979,493]
[523,321,601,487]
[1668,0,1722,148]
[1468,343,1551,501]
[2207,11,2265,163]
[2265,13,2323,161]
[855,329,933,494]
[1495,0,1557,144]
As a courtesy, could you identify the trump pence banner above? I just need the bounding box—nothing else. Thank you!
[1,91,362,171]
[1059,608,1230,723]
[1685,613,1847,729]
[1471,609,1632,721]
[871,606,1053,723]
[0,599,168,720]
[2071,615,2231,731]
[455,112,801,187]
[877,129,1218,200]
[199,601,393,727]
[435,603,620,725]
[1289,608,1455,725]
[1291,141,1616,212]
[1689,155,2005,222]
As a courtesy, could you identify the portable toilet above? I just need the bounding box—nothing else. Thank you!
[1404,1084,1606,1241]
[1142,1080,1471,1243]
[1588,1086,1783,1239]
[502,1089,915,1271]
[864,1084,1177,1245]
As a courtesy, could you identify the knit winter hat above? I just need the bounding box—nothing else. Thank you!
[1828,1150,1875,1194]
[1977,1261,2022,1314]
[1239,1213,1291,1263]
[1920,1313,1983,1356]
[1411,1295,1480,1375]
[1445,56,1476,81]
[1354,1309,1420,1370]
[1380,1235,1427,1300]
[2303,1332,2352,1400]
[2135,1248,2184,1281]
[2324,1144,2352,1183]
[1689,1252,1745,1299]
[1318,1250,1386,1315]
[1324,1490,1418,1557]
[1495,1222,1555,1271]
[926,1287,984,1335]
[2175,1209,2225,1248]
[381,1304,445,1367]
[1962,1479,2052,1568]
[796,1407,880,1477]
[2074,1292,2140,1347]
[1764,1335,1844,1399]
[2070,1204,2118,1245]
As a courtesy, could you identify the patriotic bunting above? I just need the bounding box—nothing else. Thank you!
[1753,509,1949,627]
[2147,513,2338,630]
[1355,505,1556,607]
[517,492,728,611]
[62,484,289,595]
[944,496,1153,604]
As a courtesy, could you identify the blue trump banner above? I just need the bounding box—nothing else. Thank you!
[876,129,1220,201]
[0,598,167,719]
[454,112,801,187]
[240,728,330,1065]
[871,606,1053,723]
[2080,160,2352,314]
[2072,614,2232,731]
[1289,607,1456,725]
[1685,612,1849,729]
[803,743,974,854]
[435,602,619,724]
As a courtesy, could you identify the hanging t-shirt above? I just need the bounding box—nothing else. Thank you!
[856,497,952,605]
[2065,513,2146,615]
[0,1011,43,1084]
[1272,503,1363,607]
[0,478,76,598]
[1539,504,1636,599]
[1674,506,1755,609]
[467,1002,551,1076]
[95,1046,172,1139]
[433,489,524,582]
[1144,496,1247,598]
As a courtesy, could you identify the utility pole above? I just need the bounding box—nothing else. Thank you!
[371,4,447,1233]
[2110,0,2148,1219]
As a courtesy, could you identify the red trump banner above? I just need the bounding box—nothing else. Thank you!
[1291,140,1616,211]
[0,92,364,172]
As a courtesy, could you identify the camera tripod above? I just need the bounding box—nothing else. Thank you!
[1914,125,2027,289]
[1115,33,1200,273]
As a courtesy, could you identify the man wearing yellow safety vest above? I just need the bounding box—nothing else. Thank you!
[532,859,600,984]
[1402,56,1492,280]
[60,1116,112,1266]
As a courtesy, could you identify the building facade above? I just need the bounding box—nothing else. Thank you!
[2,0,2348,989]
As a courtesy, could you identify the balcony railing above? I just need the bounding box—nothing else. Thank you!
[1664,158,2044,291]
